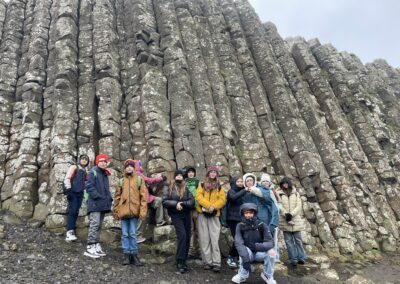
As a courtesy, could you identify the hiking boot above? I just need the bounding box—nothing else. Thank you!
[227,256,238,268]
[212,265,221,273]
[84,244,101,258]
[122,253,130,265]
[137,236,146,244]
[203,264,213,270]
[131,254,144,267]
[298,259,305,265]
[65,230,77,242]
[232,273,247,283]
[176,260,186,274]
[182,260,189,272]
[95,243,106,256]
[261,272,276,284]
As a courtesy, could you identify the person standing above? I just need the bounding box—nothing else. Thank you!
[162,170,195,274]
[278,176,307,267]
[195,166,226,272]
[113,159,147,266]
[84,154,113,258]
[226,176,246,268]
[64,154,90,242]
[185,166,200,259]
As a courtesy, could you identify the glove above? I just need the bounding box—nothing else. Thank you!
[83,190,89,202]
[162,175,167,182]
[285,213,293,222]
[242,261,251,271]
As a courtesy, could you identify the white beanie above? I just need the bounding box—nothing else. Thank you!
[260,173,271,182]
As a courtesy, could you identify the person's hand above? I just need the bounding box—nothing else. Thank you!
[113,213,120,221]
[242,261,251,271]
[268,249,276,257]
[176,202,183,211]
[245,187,251,192]
[288,220,295,226]
[209,205,215,212]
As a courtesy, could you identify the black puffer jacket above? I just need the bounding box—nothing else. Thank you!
[162,183,195,215]
[227,177,246,222]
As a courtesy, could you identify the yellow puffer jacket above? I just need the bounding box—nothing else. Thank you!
[113,173,148,220]
[195,182,226,216]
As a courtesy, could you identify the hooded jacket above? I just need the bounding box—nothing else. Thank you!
[277,177,305,232]
[227,177,246,222]
[113,170,148,220]
[235,203,273,263]
[242,173,278,234]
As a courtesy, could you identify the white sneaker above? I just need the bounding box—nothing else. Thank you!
[95,243,106,256]
[84,244,101,258]
[227,256,238,268]
[137,236,146,244]
[261,272,276,284]
[65,230,77,242]
[232,273,247,283]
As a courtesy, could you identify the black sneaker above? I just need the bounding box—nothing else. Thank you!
[212,266,221,273]
[204,264,213,270]
[298,260,305,265]
[122,254,130,265]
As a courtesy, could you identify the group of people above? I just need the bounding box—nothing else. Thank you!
[63,154,307,284]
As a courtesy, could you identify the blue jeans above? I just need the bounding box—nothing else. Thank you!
[121,218,138,254]
[238,247,275,279]
[283,231,307,264]
[66,192,83,231]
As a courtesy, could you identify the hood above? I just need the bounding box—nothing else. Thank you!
[243,173,257,186]
[133,160,143,173]
[239,202,258,215]
[280,176,292,189]
[260,173,271,183]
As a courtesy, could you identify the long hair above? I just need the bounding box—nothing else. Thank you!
[169,180,187,199]
[204,176,218,191]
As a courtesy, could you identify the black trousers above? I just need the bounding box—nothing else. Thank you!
[171,212,192,261]
[227,220,239,257]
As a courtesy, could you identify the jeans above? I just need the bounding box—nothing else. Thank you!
[283,231,307,264]
[66,192,83,231]
[121,218,138,254]
[171,212,191,261]
[238,247,275,279]
[87,211,105,245]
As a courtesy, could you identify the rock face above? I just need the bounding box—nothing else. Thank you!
[0,0,399,258]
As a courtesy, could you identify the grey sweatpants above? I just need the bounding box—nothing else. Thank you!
[197,213,221,266]
[87,211,105,245]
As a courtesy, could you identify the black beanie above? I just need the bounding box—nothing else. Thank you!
[186,166,196,176]
[174,169,185,178]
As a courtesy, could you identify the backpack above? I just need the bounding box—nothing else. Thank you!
[119,175,141,188]
[61,166,78,195]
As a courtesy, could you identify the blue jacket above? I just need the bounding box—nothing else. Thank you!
[241,185,279,234]
[85,166,113,213]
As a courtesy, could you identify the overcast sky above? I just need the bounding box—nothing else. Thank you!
[248,0,399,68]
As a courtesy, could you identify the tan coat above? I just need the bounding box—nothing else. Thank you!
[113,173,148,220]
[277,187,305,232]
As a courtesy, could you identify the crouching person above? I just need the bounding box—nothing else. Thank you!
[113,159,147,266]
[162,170,195,274]
[232,203,276,284]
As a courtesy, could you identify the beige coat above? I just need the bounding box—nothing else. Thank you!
[277,187,305,232]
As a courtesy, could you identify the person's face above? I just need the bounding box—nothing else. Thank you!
[243,210,255,219]
[79,157,88,167]
[175,174,183,181]
[282,182,289,189]
[262,180,270,187]
[125,164,134,173]
[236,178,244,188]
[187,171,195,178]
[97,159,107,169]
[246,178,254,187]
[209,171,217,179]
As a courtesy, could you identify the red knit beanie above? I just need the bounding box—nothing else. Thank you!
[206,166,219,176]
[95,154,109,166]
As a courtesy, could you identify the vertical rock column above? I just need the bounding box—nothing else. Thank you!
[132,0,175,176]
[0,1,6,40]
[46,0,80,231]
[217,0,295,177]
[174,2,231,178]
[154,0,206,176]
[199,0,270,175]
[0,0,26,209]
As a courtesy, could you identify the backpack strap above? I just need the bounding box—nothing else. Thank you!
[119,176,141,189]
[92,169,97,178]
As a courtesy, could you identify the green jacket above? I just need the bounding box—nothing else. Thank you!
[185,177,200,207]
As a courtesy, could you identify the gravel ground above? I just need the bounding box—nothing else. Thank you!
[1,211,398,284]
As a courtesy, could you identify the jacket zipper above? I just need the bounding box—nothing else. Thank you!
[128,177,131,216]
[288,191,293,232]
